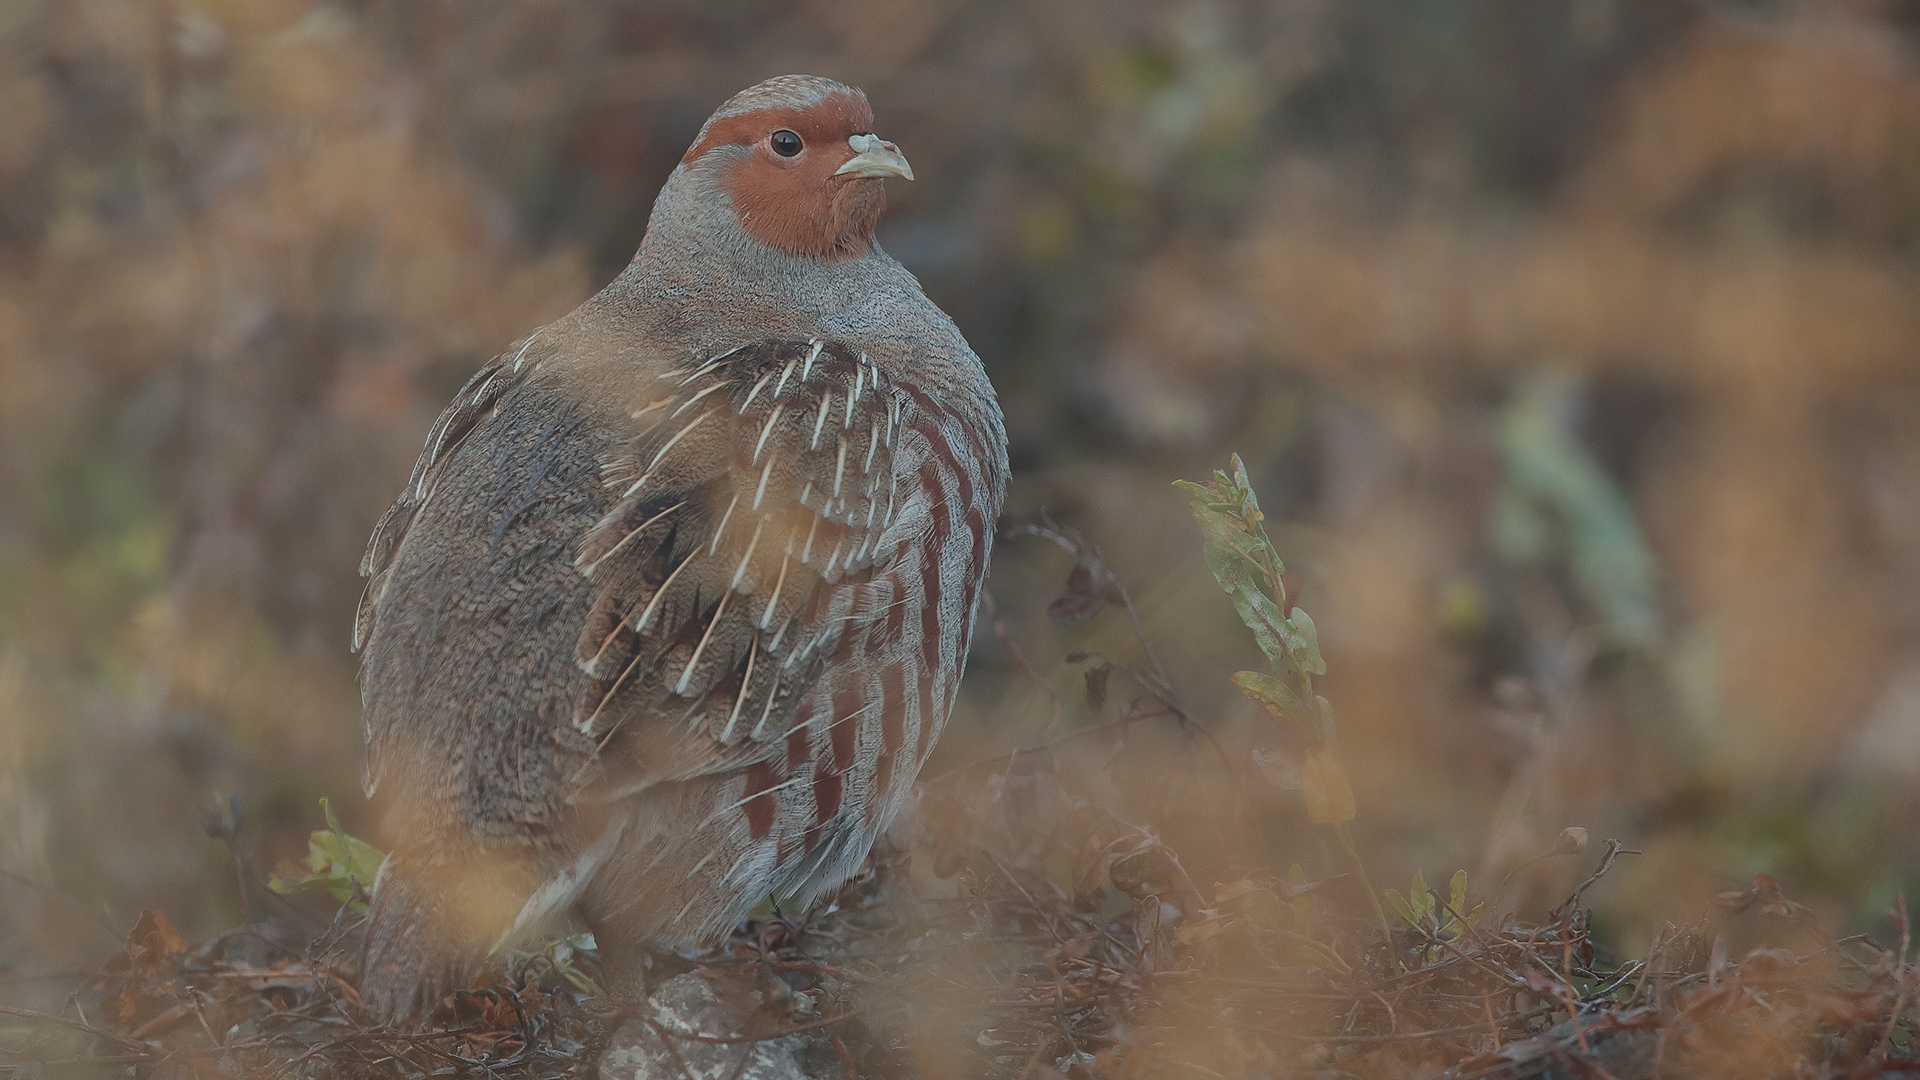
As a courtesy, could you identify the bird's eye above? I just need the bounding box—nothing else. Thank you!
[770,130,803,157]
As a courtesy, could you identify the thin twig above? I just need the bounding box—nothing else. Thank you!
[1009,520,1185,721]
[983,589,1064,731]
[0,869,122,943]
[1334,822,1401,976]
[1562,931,1593,1055]
[921,716,1147,788]
[1550,840,1640,927]
[1879,891,1911,1066]
[831,1034,859,1080]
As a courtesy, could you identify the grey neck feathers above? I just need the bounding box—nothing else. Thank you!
[623,159,905,339]
[602,159,1004,442]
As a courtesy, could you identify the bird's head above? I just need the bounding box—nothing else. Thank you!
[681,75,912,262]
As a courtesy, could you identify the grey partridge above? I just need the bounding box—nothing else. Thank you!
[352,74,1007,1022]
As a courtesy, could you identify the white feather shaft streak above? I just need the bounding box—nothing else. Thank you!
[509,328,543,373]
[670,379,728,418]
[675,589,731,695]
[759,554,790,629]
[585,646,649,738]
[753,404,785,463]
[749,673,784,739]
[583,591,643,671]
[723,771,806,815]
[418,425,450,498]
[773,358,798,399]
[719,636,757,742]
[753,458,775,510]
[719,846,766,897]
[730,520,765,591]
[800,513,821,564]
[677,353,731,386]
[491,807,625,955]
[707,493,740,555]
[739,371,775,412]
[852,363,864,402]
[802,339,823,381]
[794,627,826,662]
[820,698,878,738]
[580,499,686,574]
[864,419,880,474]
[633,550,698,633]
[642,410,713,475]
[832,436,849,499]
[630,395,676,420]
[471,365,503,403]
[811,394,834,449]
[672,851,724,918]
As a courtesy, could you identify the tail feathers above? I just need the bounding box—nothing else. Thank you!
[358,845,543,1026]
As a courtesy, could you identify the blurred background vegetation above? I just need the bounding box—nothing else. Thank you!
[2,0,1919,1000]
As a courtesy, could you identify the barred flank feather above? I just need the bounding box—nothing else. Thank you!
[569,338,1002,921]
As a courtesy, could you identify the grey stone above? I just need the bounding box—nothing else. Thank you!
[597,972,824,1080]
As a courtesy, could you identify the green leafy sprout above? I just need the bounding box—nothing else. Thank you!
[267,797,386,914]
[1383,868,1484,966]
[1177,454,1399,972]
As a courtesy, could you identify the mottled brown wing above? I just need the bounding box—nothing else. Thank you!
[571,339,913,794]
[356,348,528,653]
[355,335,612,839]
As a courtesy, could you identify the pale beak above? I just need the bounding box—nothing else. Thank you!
[833,133,914,181]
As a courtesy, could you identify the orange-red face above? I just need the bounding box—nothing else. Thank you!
[683,90,912,261]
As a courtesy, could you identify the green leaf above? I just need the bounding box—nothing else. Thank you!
[1279,931,1353,974]
[1181,475,1284,584]
[268,797,387,913]
[1242,889,1285,930]
[1229,586,1291,667]
[1241,586,1289,638]
[1171,479,1211,500]
[1198,514,1271,576]
[1226,454,1248,490]
[1383,889,1418,927]
[1200,536,1252,595]
[1435,870,1481,938]
[508,932,605,996]
[319,797,386,889]
[1300,742,1356,825]
[1231,670,1307,722]
[1286,606,1326,676]
[1496,375,1658,646]
[1409,869,1432,922]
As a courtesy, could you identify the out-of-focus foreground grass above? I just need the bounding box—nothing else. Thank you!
[1,0,1917,1018]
